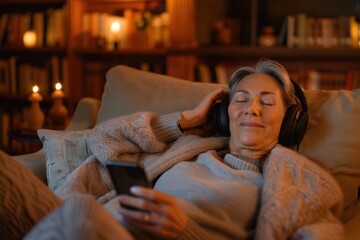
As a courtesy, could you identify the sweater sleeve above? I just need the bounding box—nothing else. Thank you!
[150,111,183,143]
[87,111,183,164]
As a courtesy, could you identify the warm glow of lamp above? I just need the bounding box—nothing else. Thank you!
[23,30,37,48]
[111,21,121,33]
[110,21,121,49]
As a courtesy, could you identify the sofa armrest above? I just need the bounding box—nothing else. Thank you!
[12,97,101,183]
[12,150,47,183]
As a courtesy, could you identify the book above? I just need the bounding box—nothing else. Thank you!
[214,64,229,85]
[286,15,295,48]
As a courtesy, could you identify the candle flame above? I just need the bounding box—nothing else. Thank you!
[55,82,62,90]
[32,85,39,93]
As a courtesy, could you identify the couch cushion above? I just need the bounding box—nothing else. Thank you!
[300,89,360,221]
[97,65,226,124]
[38,129,92,192]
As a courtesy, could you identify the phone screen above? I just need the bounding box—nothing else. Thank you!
[106,160,152,196]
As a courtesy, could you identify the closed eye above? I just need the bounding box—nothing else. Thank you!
[262,101,274,106]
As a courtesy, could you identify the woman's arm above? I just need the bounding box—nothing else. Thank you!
[88,88,227,164]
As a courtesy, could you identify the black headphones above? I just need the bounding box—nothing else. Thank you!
[211,80,309,147]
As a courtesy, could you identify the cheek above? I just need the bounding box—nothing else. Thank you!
[228,103,243,121]
[265,110,286,135]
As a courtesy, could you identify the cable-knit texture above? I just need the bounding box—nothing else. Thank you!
[24,194,134,240]
[256,144,344,240]
[56,112,228,202]
[0,150,61,240]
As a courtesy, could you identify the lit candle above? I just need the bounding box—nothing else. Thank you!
[28,85,43,102]
[49,82,68,127]
[52,82,65,98]
[23,30,37,48]
[27,85,44,130]
[111,21,121,49]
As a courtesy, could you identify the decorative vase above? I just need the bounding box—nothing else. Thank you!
[49,98,68,127]
[258,26,276,47]
[27,101,45,130]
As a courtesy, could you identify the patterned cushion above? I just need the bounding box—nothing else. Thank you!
[38,129,92,192]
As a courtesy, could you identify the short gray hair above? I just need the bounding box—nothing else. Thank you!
[228,59,296,108]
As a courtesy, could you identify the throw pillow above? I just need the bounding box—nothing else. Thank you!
[38,129,92,192]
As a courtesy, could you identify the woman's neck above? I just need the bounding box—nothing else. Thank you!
[231,148,267,161]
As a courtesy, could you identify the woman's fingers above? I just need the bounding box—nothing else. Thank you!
[130,186,175,205]
[180,88,228,130]
[117,187,188,239]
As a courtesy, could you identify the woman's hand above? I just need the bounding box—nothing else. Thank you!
[118,187,188,239]
[179,88,227,135]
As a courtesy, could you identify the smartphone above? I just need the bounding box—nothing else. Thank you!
[106,160,152,210]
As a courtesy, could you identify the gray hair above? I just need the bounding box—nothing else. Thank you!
[228,59,297,108]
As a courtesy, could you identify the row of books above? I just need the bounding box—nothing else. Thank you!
[0,110,22,153]
[81,9,169,50]
[82,61,165,100]
[291,69,360,90]
[194,62,237,85]
[194,62,360,91]
[0,55,68,96]
[0,7,66,48]
[279,14,359,48]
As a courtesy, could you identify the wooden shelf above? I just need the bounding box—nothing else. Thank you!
[169,46,360,60]
[0,0,66,12]
[0,47,67,57]
[74,48,167,57]
[74,48,167,67]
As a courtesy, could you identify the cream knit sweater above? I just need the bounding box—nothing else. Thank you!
[52,111,344,239]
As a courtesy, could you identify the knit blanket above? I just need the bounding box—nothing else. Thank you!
[56,112,344,239]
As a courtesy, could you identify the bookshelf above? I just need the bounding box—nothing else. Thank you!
[1,0,360,154]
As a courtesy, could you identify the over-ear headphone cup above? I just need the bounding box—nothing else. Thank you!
[212,98,230,137]
[279,104,298,146]
[279,104,309,146]
[295,110,309,145]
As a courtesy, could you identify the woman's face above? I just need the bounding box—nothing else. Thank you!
[228,73,286,158]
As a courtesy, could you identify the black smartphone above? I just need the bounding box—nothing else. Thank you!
[106,160,152,210]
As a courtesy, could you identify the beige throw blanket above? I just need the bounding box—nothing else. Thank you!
[56,112,344,239]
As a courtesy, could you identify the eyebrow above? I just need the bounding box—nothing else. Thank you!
[235,90,277,96]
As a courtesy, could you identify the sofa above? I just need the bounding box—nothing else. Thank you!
[13,65,360,239]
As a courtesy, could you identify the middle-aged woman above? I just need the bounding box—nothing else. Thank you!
[0,59,344,240]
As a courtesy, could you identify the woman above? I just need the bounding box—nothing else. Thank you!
[98,59,343,240]
[1,60,343,239]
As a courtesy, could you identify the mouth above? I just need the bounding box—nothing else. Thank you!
[240,122,264,128]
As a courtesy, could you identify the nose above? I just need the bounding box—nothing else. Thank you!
[245,98,261,115]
